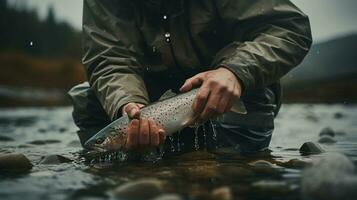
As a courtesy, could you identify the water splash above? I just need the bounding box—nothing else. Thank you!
[169,136,175,152]
[194,126,200,150]
[210,120,218,141]
[177,131,181,152]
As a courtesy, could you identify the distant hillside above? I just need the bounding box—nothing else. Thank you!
[282,34,357,103]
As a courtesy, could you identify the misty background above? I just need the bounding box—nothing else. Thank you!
[1,0,357,106]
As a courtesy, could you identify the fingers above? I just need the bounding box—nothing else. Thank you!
[192,84,210,114]
[126,119,139,149]
[139,118,150,148]
[123,103,141,119]
[149,119,160,146]
[126,118,165,150]
[180,73,205,92]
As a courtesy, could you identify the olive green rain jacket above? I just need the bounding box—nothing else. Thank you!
[81,0,312,122]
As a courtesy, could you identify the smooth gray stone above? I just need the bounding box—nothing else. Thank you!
[112,179,164,200]
[0,135,14,142]
[0,153,33,170]
[299,142,325,155]
[319,127,335,137]
[40,155,72,164]
[302,153,357,200]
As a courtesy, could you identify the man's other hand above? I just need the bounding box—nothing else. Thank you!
[180,67,242,122]
[122,103,165,150]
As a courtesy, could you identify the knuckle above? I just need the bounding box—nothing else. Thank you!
[207,105,217,112]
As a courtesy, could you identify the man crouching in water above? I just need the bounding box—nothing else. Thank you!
[69,0,312,155]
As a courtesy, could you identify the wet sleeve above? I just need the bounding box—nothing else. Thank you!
[211,0,312,92]
[82,0,149,120]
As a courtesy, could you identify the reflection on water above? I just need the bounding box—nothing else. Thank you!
[0,104,357,200]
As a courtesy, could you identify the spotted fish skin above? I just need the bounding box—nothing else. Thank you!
[84,88,246,155]
[84,89,197,153]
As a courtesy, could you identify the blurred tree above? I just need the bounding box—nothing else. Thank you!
[0,1,81,59]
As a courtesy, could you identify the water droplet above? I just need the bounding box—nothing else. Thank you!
[203,124,207,149]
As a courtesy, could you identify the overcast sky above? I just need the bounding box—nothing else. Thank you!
[8,0,357,42]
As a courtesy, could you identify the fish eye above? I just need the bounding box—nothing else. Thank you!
[96,138,104,144]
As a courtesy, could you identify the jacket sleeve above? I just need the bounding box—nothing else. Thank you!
[82,0,149,120]
[211,0,312,92]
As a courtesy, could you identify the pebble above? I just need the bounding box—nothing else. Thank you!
[302,153,357,200]
[112,179,165,200]
[40,155,72,165]
[318,136,337,144]
[28,139,61,145]
[0,153,33,171]
[0,135,14,142]
[151,194,183,200]
[211,186,233,200]
[248,160,275,168]
[299,142,325,155]
[334,112,344,119]
[319,127,335,137]
[283,159,311,169]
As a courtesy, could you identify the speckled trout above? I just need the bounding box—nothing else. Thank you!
[84,89,247,154]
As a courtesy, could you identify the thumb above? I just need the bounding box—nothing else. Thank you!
[180,73,204,92]
[123,103,142,119]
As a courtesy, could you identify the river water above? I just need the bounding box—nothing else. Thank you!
[0,104,356,200]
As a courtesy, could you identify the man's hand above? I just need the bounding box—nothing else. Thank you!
[180,67,242,122]
[122,103,165,150]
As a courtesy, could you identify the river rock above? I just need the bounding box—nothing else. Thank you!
[319,127,335,137]
[211,186,233,200]
[318,136,337,144]
[40,155,72,164]
[112,179,165,200]
[248,160,275,168]
[0,135,14,142]
[299,142,325,155]
[28,139,61,145]
[0,153,33,171]
[302,153,357,200]
[283,159,311,169]
[334,112,344,119]
[151,194,183,200]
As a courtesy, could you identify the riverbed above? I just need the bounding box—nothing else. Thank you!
[0,104,356,200]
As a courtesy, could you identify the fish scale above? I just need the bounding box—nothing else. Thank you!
[84,88,246,157]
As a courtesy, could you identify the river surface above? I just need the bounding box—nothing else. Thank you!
[0,104,356,200]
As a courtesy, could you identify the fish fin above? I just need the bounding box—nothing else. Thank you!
[230,100,247,114]
[158,89,177,101]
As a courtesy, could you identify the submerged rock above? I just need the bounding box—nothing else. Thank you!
[283,159,311,169]
[40,155,72,165]
[299,142,325,155]
[0,153,33,171]
[0,135,14,142]
[211,186,233,200]
[334,112,344,119]
[318,136,337,144]
[112,179,165,200]
[319,127,335,137]
[28,139,61,145]
[248,160,275,168]
[302,153,357,200]
[151,194,183,200]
